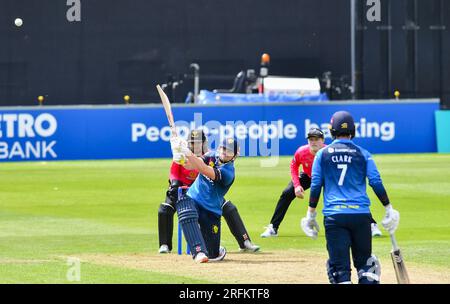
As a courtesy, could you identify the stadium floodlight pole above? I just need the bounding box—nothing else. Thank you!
[190,63,200,103]
[350,0,356,99]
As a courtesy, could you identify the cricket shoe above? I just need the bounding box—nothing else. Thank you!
[239,240,261,253]
[158,244,170,254]
[371,223,382,237]
[194,252,209,263]
[260,224,278,238]
[208,246,227,262]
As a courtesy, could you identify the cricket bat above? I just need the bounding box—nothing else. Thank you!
[157,84,186,165]
[389,232,410,284]
[156,84,177,137]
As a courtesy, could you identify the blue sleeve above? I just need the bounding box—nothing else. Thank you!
[364,150,390,206]
[309,149,323,208]
[201,152,215,165]
[216,164,235,186]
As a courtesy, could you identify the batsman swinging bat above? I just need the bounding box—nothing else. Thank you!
[389,233,410,284]
[156,84,177,137]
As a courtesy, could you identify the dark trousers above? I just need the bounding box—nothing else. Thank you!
[270,173,311,230]
[197,204,221,258]
[324,213,374,283]
[221,200,251,249]
[158,194,176,250]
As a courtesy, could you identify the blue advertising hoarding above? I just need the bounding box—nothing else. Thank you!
[435,110,450,153]
[0,100,439,162]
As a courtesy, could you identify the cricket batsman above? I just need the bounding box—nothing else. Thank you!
[301,111,400,284]
[167,135,243,262]
[158,130,259,254]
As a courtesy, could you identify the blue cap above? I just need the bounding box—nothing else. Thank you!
[329,111,355,138]
[219,137,239,154]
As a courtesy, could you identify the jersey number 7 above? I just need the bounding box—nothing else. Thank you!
[337,164,348,186]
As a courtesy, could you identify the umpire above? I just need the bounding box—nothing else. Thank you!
[301,111,400,284]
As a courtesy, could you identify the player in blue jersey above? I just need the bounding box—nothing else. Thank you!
[301,111,400,284]
[170,136,239,263]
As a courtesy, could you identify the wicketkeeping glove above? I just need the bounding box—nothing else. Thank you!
[301,210,320,240]
[381,204,400,234]
[294,186,304,199]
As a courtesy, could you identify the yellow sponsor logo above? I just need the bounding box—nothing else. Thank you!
[341,123,348,129]
[212,225,219,234]
[209,161,215,167]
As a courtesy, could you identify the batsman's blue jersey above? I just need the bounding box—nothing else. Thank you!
[310,139,388,216]
[187,151,235,216]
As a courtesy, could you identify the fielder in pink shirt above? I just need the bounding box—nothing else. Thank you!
[261,127,326,237]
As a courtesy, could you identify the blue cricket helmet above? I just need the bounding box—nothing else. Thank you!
[219,137,239,155]
[329,111,355,139]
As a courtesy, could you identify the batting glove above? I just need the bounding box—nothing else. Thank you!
[173,152,186,165]
[170,137,188,154]
[179,143,192,156]
[381,204,400,234]
[170,136,181,153]
[301,210,320,240]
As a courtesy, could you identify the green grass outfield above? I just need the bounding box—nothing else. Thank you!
[0,154,449,283]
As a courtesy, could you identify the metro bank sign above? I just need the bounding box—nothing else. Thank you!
[0,113,58,160]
